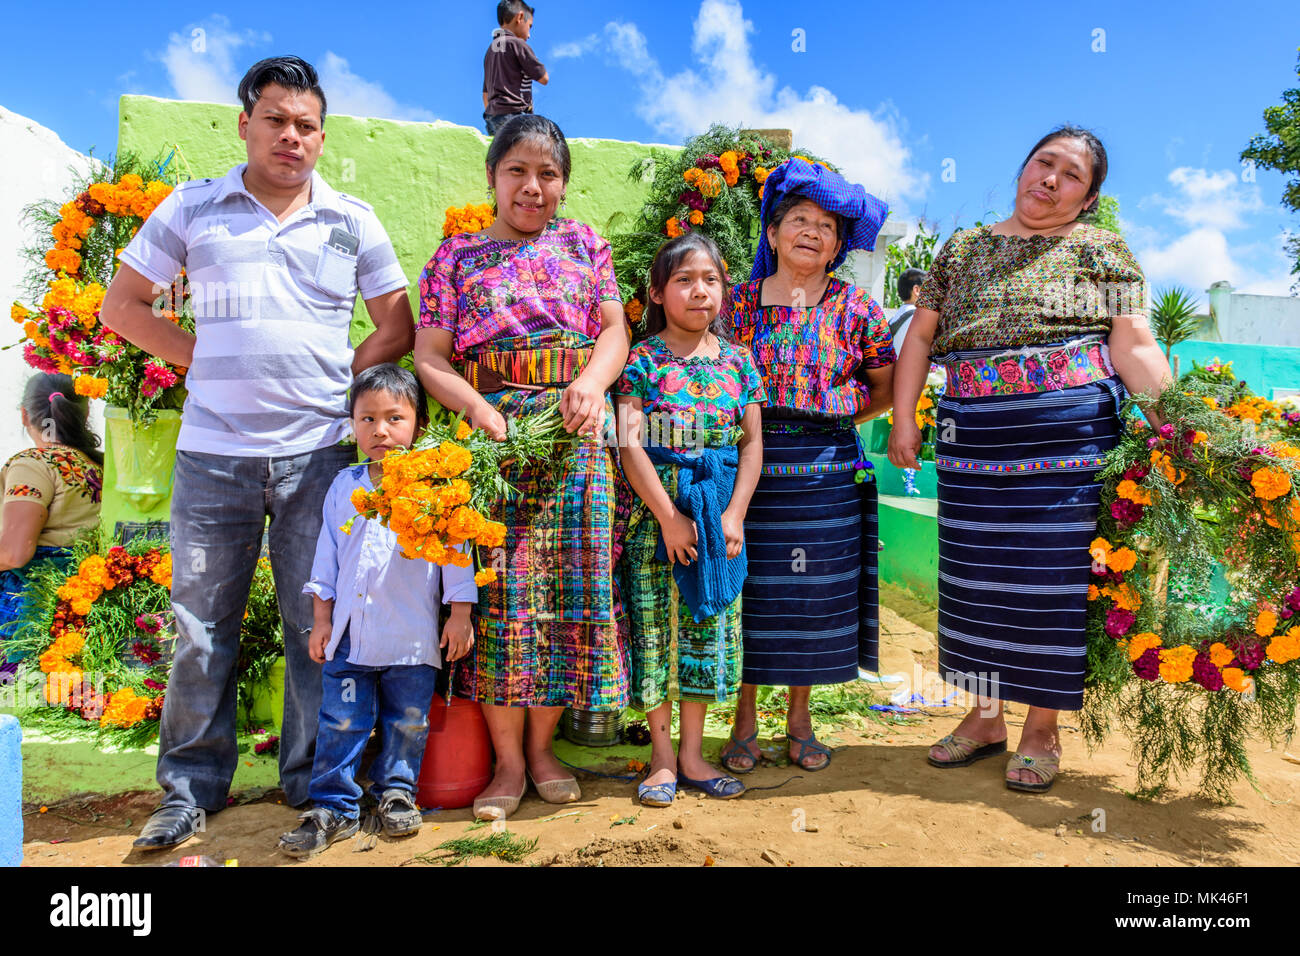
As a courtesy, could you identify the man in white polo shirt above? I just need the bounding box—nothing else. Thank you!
[100,56,415,850]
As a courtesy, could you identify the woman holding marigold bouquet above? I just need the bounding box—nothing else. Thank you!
[888,125,1172,793]
[413,114,631,821]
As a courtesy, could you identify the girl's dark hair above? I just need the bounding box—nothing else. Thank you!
[486,114,572,194]
[640,232,732,343]
[1017,124,1108,215]
[766,194,844,272]
[22,373,103,467]
[238,56,327,123]
[349,363,428,427]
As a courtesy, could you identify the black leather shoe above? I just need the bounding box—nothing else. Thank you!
[133,806,201,850]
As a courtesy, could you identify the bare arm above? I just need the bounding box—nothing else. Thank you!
[559,299,631,434]
[1108,313,1172,428]
[615,394,698,564]
[853,364,896,424]
[99,263,195,368]
[0,500,46,571]
[726,402,763,518]
[886,306,938,469]
[413,328,507,440]
[352,288,415,373]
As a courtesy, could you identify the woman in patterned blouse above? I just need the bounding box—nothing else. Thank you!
[721,158,896,775]
[0,373,104,675]
[414,115,631,821]
[889,126,1171,793]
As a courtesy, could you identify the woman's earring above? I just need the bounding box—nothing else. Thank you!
[486,185,495,202]
[560,194,568,211]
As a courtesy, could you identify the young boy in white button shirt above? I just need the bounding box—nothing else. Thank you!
[279,364,476,857]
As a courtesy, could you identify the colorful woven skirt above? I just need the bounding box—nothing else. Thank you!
[740,421,878,686]
[621,464,743,710]
[934,360,1125,711]
[452,341,630,710]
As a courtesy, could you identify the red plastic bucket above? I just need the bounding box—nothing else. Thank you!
[416,693,493,810]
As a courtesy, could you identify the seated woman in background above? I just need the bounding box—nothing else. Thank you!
[0,374,104,678]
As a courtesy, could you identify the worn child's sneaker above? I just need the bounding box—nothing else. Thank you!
[377,788,423,837]
[277,807,359,859]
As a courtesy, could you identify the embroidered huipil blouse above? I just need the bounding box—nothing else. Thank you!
[728,277,896,418]
[1,446,102,547]
[416,217,621,355]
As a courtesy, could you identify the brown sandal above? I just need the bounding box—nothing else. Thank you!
[1005,752,1060,793]
[926,733,1007,768]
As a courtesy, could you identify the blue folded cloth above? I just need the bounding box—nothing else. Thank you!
[646,444,745,622]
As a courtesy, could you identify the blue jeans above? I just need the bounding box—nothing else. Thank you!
[157,443,355,810]
[308,633,440,819]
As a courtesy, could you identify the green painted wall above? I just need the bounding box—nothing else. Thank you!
[879,495,938,604]
[1172,339,1300,399]
[102,96,674,533]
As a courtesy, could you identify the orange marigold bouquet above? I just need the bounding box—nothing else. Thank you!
[349,404,576,585]
[1084,366,1300,801]
[443,202,495,238]
[11,153,193,424]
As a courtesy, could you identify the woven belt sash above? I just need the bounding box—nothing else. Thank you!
[941,337,1115,398]
[461,347,592,393]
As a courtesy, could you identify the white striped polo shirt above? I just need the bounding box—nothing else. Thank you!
[119,163,408,457]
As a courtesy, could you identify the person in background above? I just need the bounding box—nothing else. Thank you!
[278,364,476,858]
[483,0,548,136]
[0,374,103,680]
[101,55,415,850]
[890,267,928,357]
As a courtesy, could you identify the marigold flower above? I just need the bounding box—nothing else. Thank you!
[1221,667,1252,694]
[1157,645,1197,683]
[1106,547,1137,573]
[1088,537,1112,565]
[1254,609,1278,637]
[1251,467,1291,501]
[1208,642,1234,668]
[1127,632,1162,662]
[456,420,473,441]
[474,568,497,586]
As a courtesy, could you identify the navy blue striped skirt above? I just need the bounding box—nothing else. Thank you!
[741,422,878,686]
[935,376,1125,710]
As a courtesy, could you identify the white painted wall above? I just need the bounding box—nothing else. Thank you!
[1207,279,1300,347]
[0,105,104,465]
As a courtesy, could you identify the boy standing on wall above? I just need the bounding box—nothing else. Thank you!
[483,0,548,136]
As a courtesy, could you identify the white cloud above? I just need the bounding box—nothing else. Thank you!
[157,20,434,123]
[160,16,270,104]
[317,52,435,122]
[1134,166,1294,297]
[551,34,601,60]
[594,0,927,205]
[1146,167,1264,231]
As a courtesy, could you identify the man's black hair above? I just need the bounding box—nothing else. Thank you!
[237,56,327,123]
[897,268,928,303]
[497,0,535,26]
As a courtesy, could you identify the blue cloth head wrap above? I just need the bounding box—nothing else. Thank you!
[750,157,890,280]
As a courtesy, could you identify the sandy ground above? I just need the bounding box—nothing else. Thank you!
[19,591,1300,867]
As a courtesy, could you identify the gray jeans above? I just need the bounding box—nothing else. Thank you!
[157,443,355,810]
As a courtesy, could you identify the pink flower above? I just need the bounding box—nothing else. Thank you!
[1192,652,1224,691]
[143,678,166,691]
[1105,608,1136,638]
[1132,647,1160,681]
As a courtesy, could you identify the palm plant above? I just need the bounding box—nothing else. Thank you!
[1149,285,1202,375]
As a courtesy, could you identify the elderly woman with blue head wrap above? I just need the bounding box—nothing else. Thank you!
[720,158,896,773]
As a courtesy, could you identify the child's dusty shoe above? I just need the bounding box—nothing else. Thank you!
[377,789,423,837]
[278,807,359,859]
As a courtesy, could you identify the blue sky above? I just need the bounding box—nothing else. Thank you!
[5,0,1299,301]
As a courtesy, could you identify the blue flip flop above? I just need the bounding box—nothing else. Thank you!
[638,778,677,807]
[677,772,745,800]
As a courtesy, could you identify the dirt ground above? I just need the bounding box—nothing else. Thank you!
[19,594,1300,867]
